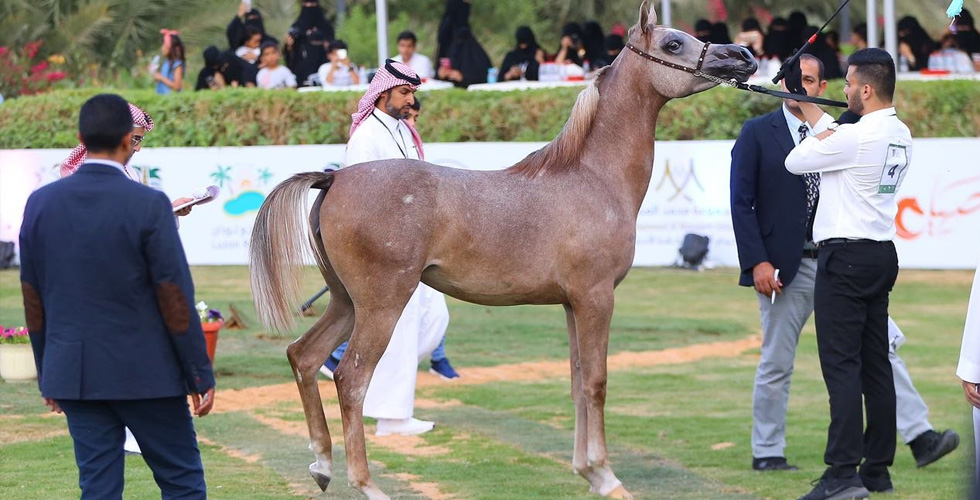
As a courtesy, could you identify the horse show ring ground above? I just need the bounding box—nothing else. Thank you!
[0,267,974,499]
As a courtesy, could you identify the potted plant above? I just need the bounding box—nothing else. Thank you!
[0,326,36,381]
[196,301,223,364]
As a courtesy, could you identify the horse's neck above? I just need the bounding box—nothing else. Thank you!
[583,64,665,215]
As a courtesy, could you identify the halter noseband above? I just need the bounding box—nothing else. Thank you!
[625,41,739,88]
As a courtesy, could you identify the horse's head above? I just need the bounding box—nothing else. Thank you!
[625,1,758,98]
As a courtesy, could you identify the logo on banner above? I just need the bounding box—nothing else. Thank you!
[896,175,980,239]
[655,159,705,202]
[210,165,274,217]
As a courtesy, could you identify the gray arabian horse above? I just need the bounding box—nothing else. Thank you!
[249,3,756,499]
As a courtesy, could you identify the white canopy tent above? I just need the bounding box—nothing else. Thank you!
[373,0,899,71]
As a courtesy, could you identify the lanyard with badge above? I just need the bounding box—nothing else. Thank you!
[371,112,409,159]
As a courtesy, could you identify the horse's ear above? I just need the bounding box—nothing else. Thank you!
[637,1,658,34]
[637,0,650,33]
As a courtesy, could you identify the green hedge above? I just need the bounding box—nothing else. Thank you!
[1,80,977,148]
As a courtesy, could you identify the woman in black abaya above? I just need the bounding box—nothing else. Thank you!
[285,0,334,86]
[436,0,471,61]
[439,27,491,88]
[500,26,545,81]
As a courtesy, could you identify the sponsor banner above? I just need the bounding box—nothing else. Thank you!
[1,138,977,268]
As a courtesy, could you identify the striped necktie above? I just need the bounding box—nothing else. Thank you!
[798,123,820,242]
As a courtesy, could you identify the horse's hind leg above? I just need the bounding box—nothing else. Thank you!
[285,289,355,491]
[335,303,407,500]
[569,288,632,499]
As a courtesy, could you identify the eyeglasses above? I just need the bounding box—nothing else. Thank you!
[132,135,144,146]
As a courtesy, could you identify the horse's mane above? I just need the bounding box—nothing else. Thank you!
[508,66,609,178]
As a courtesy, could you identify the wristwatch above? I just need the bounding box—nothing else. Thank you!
[827,122,841,132]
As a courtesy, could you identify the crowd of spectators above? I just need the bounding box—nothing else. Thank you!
[151,1,978,95]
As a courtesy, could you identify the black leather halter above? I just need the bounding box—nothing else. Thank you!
[625,40,847,107]
[625,41,738,87]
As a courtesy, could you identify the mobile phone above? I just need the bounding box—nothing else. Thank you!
[337,48,348,60]
[243,0,252,11]
[439,57,451,69]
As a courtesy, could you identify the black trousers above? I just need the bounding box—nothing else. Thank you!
[814,240,899,478]
[58,396,206,500]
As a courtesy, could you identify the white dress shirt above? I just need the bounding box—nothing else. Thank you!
[785,107,913,243]
[959,258,980,383]
[346,109,420,166]
[782,104,834,146]
[393,53,434,80]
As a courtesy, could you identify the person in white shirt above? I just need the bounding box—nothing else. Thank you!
[318,39,360,88]
[256,41,297,89]
[786,48,912,500]
[235,25,263,65]
[393,31,434,80]
[958,257,980,493]
[321,60,448,437]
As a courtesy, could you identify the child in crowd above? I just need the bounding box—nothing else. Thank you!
[153,30,185,94]
[318,39,360,87]
[236,25,263,64]
[256,41,297,89]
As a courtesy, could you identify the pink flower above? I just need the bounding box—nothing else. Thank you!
[0,47,9,58]
[46,71,67,82]
[25,40,43,59]
[30,61,48,74]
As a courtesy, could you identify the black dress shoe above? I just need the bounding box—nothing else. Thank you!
[859,473,893,493]
[797,474,869,500]
[753,456,799,471]
[910,429,960,468]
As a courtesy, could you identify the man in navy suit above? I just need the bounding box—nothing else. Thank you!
[19,93,216,500]
[730,55,956,478]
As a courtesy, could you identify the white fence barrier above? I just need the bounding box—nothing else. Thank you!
[2,138,978,268]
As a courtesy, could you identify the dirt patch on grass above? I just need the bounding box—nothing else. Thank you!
[898,269,975,286]
[0,417,67,444]
[391,472,455,500]
[214,335,761,415]
[198,436,262,463]
[367,433,452,457]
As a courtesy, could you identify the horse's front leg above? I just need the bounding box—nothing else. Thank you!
[285,296,355,491]
[565,304,602,487]
[569,287,632,499]
[335,305,403,500]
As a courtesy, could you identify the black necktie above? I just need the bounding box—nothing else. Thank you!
[798,123,820,242]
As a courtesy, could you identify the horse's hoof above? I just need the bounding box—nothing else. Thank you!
[309,463,331,491]
[605,485,633,499]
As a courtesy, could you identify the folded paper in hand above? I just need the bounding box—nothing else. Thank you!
[172,185,220,213]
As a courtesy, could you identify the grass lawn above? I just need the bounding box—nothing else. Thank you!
[0,266,974,499]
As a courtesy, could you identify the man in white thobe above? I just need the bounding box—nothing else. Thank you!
[330,59,449,436]
[958,257,980,495]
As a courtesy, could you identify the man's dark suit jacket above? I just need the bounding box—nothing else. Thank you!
[730,109,809,288]
[19,162,214,400]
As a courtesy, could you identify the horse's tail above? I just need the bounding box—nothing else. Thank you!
[249,171,334,334]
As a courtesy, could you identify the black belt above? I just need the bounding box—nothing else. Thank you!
[818,238,880,248]
[802,248,819,259]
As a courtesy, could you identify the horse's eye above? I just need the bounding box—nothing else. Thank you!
[666,40,682,52]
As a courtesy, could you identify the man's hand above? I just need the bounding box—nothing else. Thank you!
[963,380,980,409]
[814,129,835,141]
[172,197,194,217]
[43,397,62,414]
[191,387,216,417]
[752,261,781,297]
[238,1,248,17]
[783,53,805,95]
[284,34,294,49]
